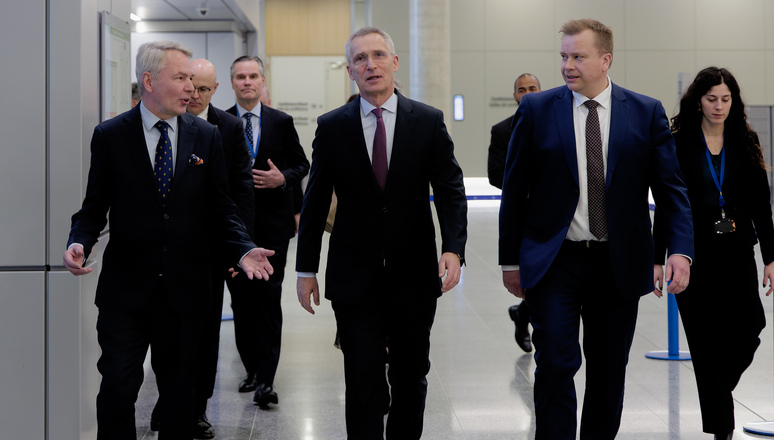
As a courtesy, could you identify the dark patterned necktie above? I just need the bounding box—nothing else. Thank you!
[371,108,387,191]
[244,112,256,156]
[153,121,173,205]
[584,100,607,239]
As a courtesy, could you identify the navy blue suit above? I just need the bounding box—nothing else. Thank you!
[68,105,255,439]
[499,84,693,439]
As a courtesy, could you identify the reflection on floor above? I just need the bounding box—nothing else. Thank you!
[133,201,774,439]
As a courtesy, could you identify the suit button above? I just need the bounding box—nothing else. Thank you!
[158,273,163,277]
[162,246,167,252]
[164,214,170,220]
[383,207,387,213]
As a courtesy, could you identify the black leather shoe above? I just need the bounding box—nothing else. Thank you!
[714,432,733,440]
[253,383,279,408]
[193,413,215,439]
[150,402,161,432]
[508,304,532,353]
[239,372,259,393]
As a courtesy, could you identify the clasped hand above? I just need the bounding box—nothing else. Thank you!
[253,158,285,189]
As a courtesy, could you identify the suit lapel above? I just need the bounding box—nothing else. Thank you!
[342,99,375,189]
[388,94,416,192]
[206,104,220,128]
[554,88,579,186]
[123,107,163,204]
[255,106,274,163]
[173,113,197,196]
[607,84,628,188]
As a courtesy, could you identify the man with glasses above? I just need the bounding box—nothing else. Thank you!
[226,55,310,408]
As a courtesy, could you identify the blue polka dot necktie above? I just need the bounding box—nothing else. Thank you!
[153,120,173,205]
[584,100,607,239]
[244,112,257,157]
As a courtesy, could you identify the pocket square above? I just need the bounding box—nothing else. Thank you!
[188,154,204,166]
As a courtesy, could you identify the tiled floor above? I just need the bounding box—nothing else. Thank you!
[134,201,774,439]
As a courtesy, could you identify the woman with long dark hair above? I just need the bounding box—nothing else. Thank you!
[655,66,774,439]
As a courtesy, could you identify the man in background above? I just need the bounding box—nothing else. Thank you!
[227,55,310,407]
[487,72,541,353]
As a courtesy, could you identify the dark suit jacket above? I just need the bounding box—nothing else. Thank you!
[487,115,515,189]
[68,106,255,313]
[206,104,255,238]
[655,129,774,264]
[499,84,694,298]
[226,104,309,243]
[296,93,468,304]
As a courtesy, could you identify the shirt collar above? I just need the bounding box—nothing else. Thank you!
[194,104,209,121]
[237,102,261,118]
[571,76,612,110]
[359,92,398,117]
[139,100,178,132]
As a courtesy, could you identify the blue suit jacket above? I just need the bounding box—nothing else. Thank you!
[499,84,693,298]
[68,106,255,313]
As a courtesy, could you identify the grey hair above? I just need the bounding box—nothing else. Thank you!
[345,27,396,64]
[230,55,264,79]
[135,41,193,96]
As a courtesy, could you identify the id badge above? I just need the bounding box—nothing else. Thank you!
[714,218,736,234]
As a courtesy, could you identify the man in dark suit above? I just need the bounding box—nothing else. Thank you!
[499,19,694,439]
[487,72,541,353]
[225,55,310,407]
[63,41,274,440]
[296,27,468,439]
[149,58,255,439]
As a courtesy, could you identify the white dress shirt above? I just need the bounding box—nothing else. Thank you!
[298,92,398,278]
[566,79,612,242]
[140,101,179,174]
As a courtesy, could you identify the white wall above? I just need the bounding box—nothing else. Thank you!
[131,31,244,110]
[372,0,774,178]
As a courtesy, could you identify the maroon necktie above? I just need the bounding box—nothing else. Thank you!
[371,108,387,191]
[584,100,607,239]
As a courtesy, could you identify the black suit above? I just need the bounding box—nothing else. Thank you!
[655,129,774,435]
[226,104,309,388]
[487,113,533,339]
[297,93,467,439]
[487,115,513,189]
[196,104,254,414]
[68,105,256,439]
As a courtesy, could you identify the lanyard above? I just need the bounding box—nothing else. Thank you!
[702,133,726,215]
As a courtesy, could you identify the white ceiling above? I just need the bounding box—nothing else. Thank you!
[131,0,256,32]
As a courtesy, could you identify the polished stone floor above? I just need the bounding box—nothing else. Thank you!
[134,199,774,439]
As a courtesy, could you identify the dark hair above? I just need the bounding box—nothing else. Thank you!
[671,66,765,169]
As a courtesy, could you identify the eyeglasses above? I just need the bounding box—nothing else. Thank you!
[351,51,392,68]
[192,86,213,95]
